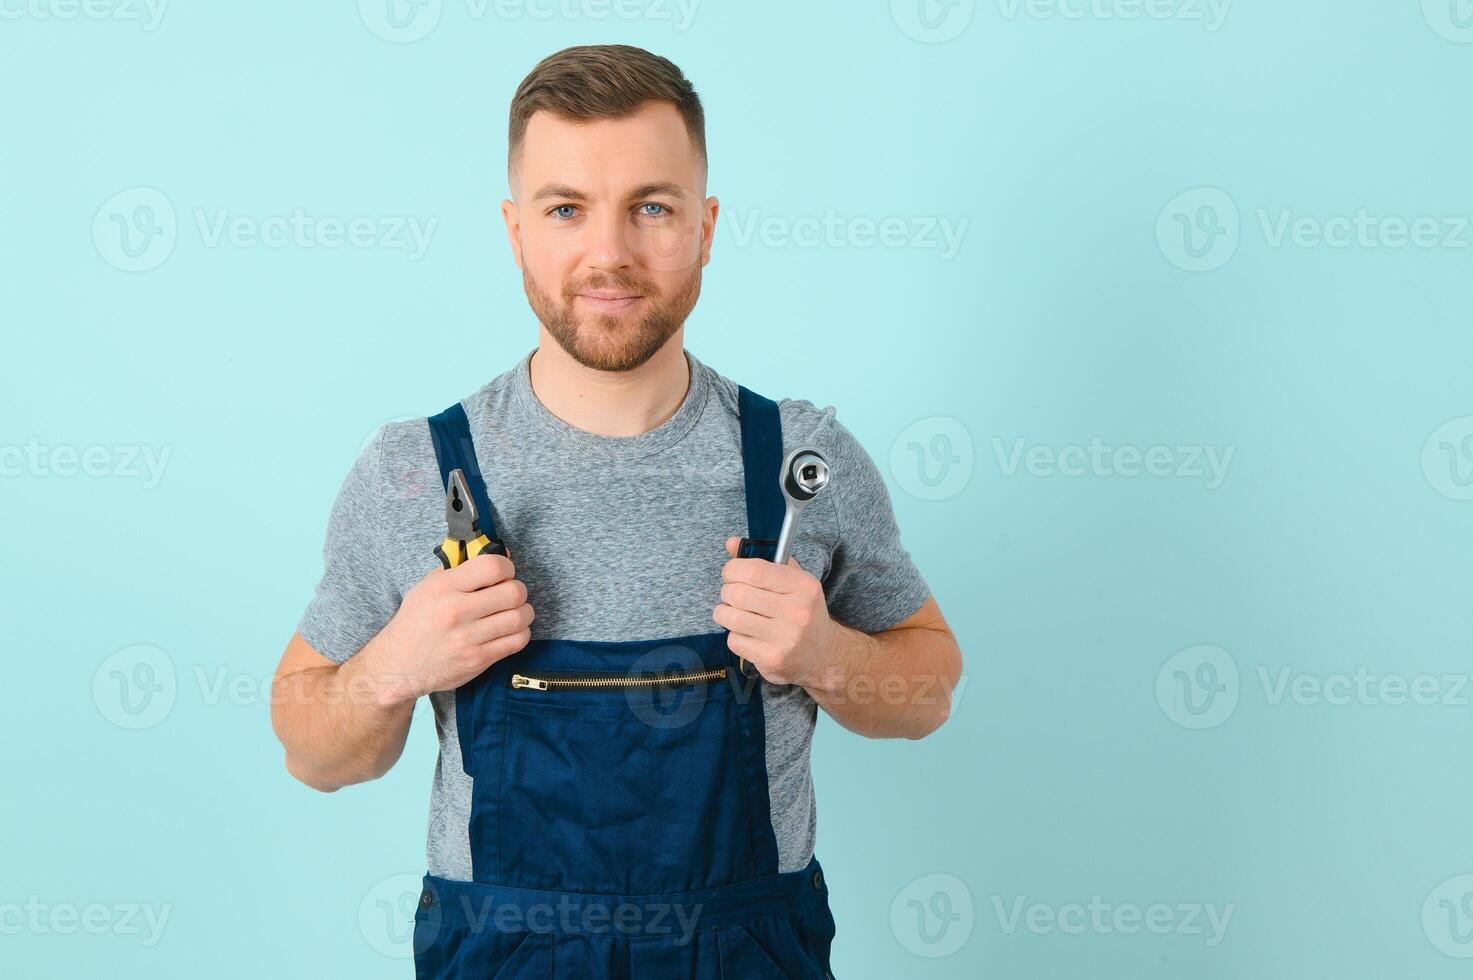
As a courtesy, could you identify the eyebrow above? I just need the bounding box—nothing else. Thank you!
[530,181,689,203]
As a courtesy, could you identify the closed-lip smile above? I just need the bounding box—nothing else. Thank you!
[576,291,644,311]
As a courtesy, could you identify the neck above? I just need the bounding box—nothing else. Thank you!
[527,327,691,437]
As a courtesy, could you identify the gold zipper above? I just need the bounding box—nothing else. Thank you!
[510,666,729,692]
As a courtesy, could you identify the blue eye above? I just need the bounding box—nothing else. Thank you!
[640,203,668,217]
[552,205,577,220]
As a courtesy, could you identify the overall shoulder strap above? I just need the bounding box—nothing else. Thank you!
[426,401,500,540]
[737,385,785,559]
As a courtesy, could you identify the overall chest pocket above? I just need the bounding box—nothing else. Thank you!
[495,658,756,895]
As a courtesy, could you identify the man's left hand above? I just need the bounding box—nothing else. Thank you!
[713,536,836,686]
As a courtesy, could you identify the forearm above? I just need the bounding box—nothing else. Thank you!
[270,636,414,792]
[802,620,961,740]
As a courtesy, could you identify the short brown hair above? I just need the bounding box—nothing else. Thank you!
[507,44,706,182]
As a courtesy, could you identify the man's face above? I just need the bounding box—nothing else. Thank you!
[503,100,716,372]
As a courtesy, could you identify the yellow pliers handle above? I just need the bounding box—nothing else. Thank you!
[435,534,506,569]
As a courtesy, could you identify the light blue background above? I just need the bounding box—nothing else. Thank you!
[4,2,1473,977]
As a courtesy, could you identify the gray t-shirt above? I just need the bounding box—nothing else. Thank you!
[297,346,931,879]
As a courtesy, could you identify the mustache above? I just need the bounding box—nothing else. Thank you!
[565,273,653,297]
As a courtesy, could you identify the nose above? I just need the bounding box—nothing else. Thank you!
[583,206,635,274]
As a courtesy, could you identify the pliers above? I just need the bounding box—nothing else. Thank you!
[435,468,508,569]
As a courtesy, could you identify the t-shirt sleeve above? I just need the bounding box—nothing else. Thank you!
[819,417,932,634]
[296,430,404,664]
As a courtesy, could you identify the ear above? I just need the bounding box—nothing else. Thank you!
[501,198,523,268]
[700,195,719,268]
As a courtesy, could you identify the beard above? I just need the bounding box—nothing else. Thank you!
[523,261,701,372]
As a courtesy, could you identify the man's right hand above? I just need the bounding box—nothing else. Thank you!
[357,554,535,707]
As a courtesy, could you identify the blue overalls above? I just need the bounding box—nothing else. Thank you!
[413,385,839,978]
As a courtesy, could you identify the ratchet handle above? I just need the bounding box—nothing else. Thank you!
[735,537,780,676]
[736,537,778,561]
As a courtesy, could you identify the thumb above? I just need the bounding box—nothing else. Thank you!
[724,536,741,557]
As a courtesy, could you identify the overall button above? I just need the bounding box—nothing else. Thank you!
[811,868,823,890]
[419,889,433,908]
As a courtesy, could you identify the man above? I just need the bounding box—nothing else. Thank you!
[271,44,961,978]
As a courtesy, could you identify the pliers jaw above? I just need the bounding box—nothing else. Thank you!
[435,468,508,569]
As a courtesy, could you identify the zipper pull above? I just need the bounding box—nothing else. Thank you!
[510,674,549,691]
